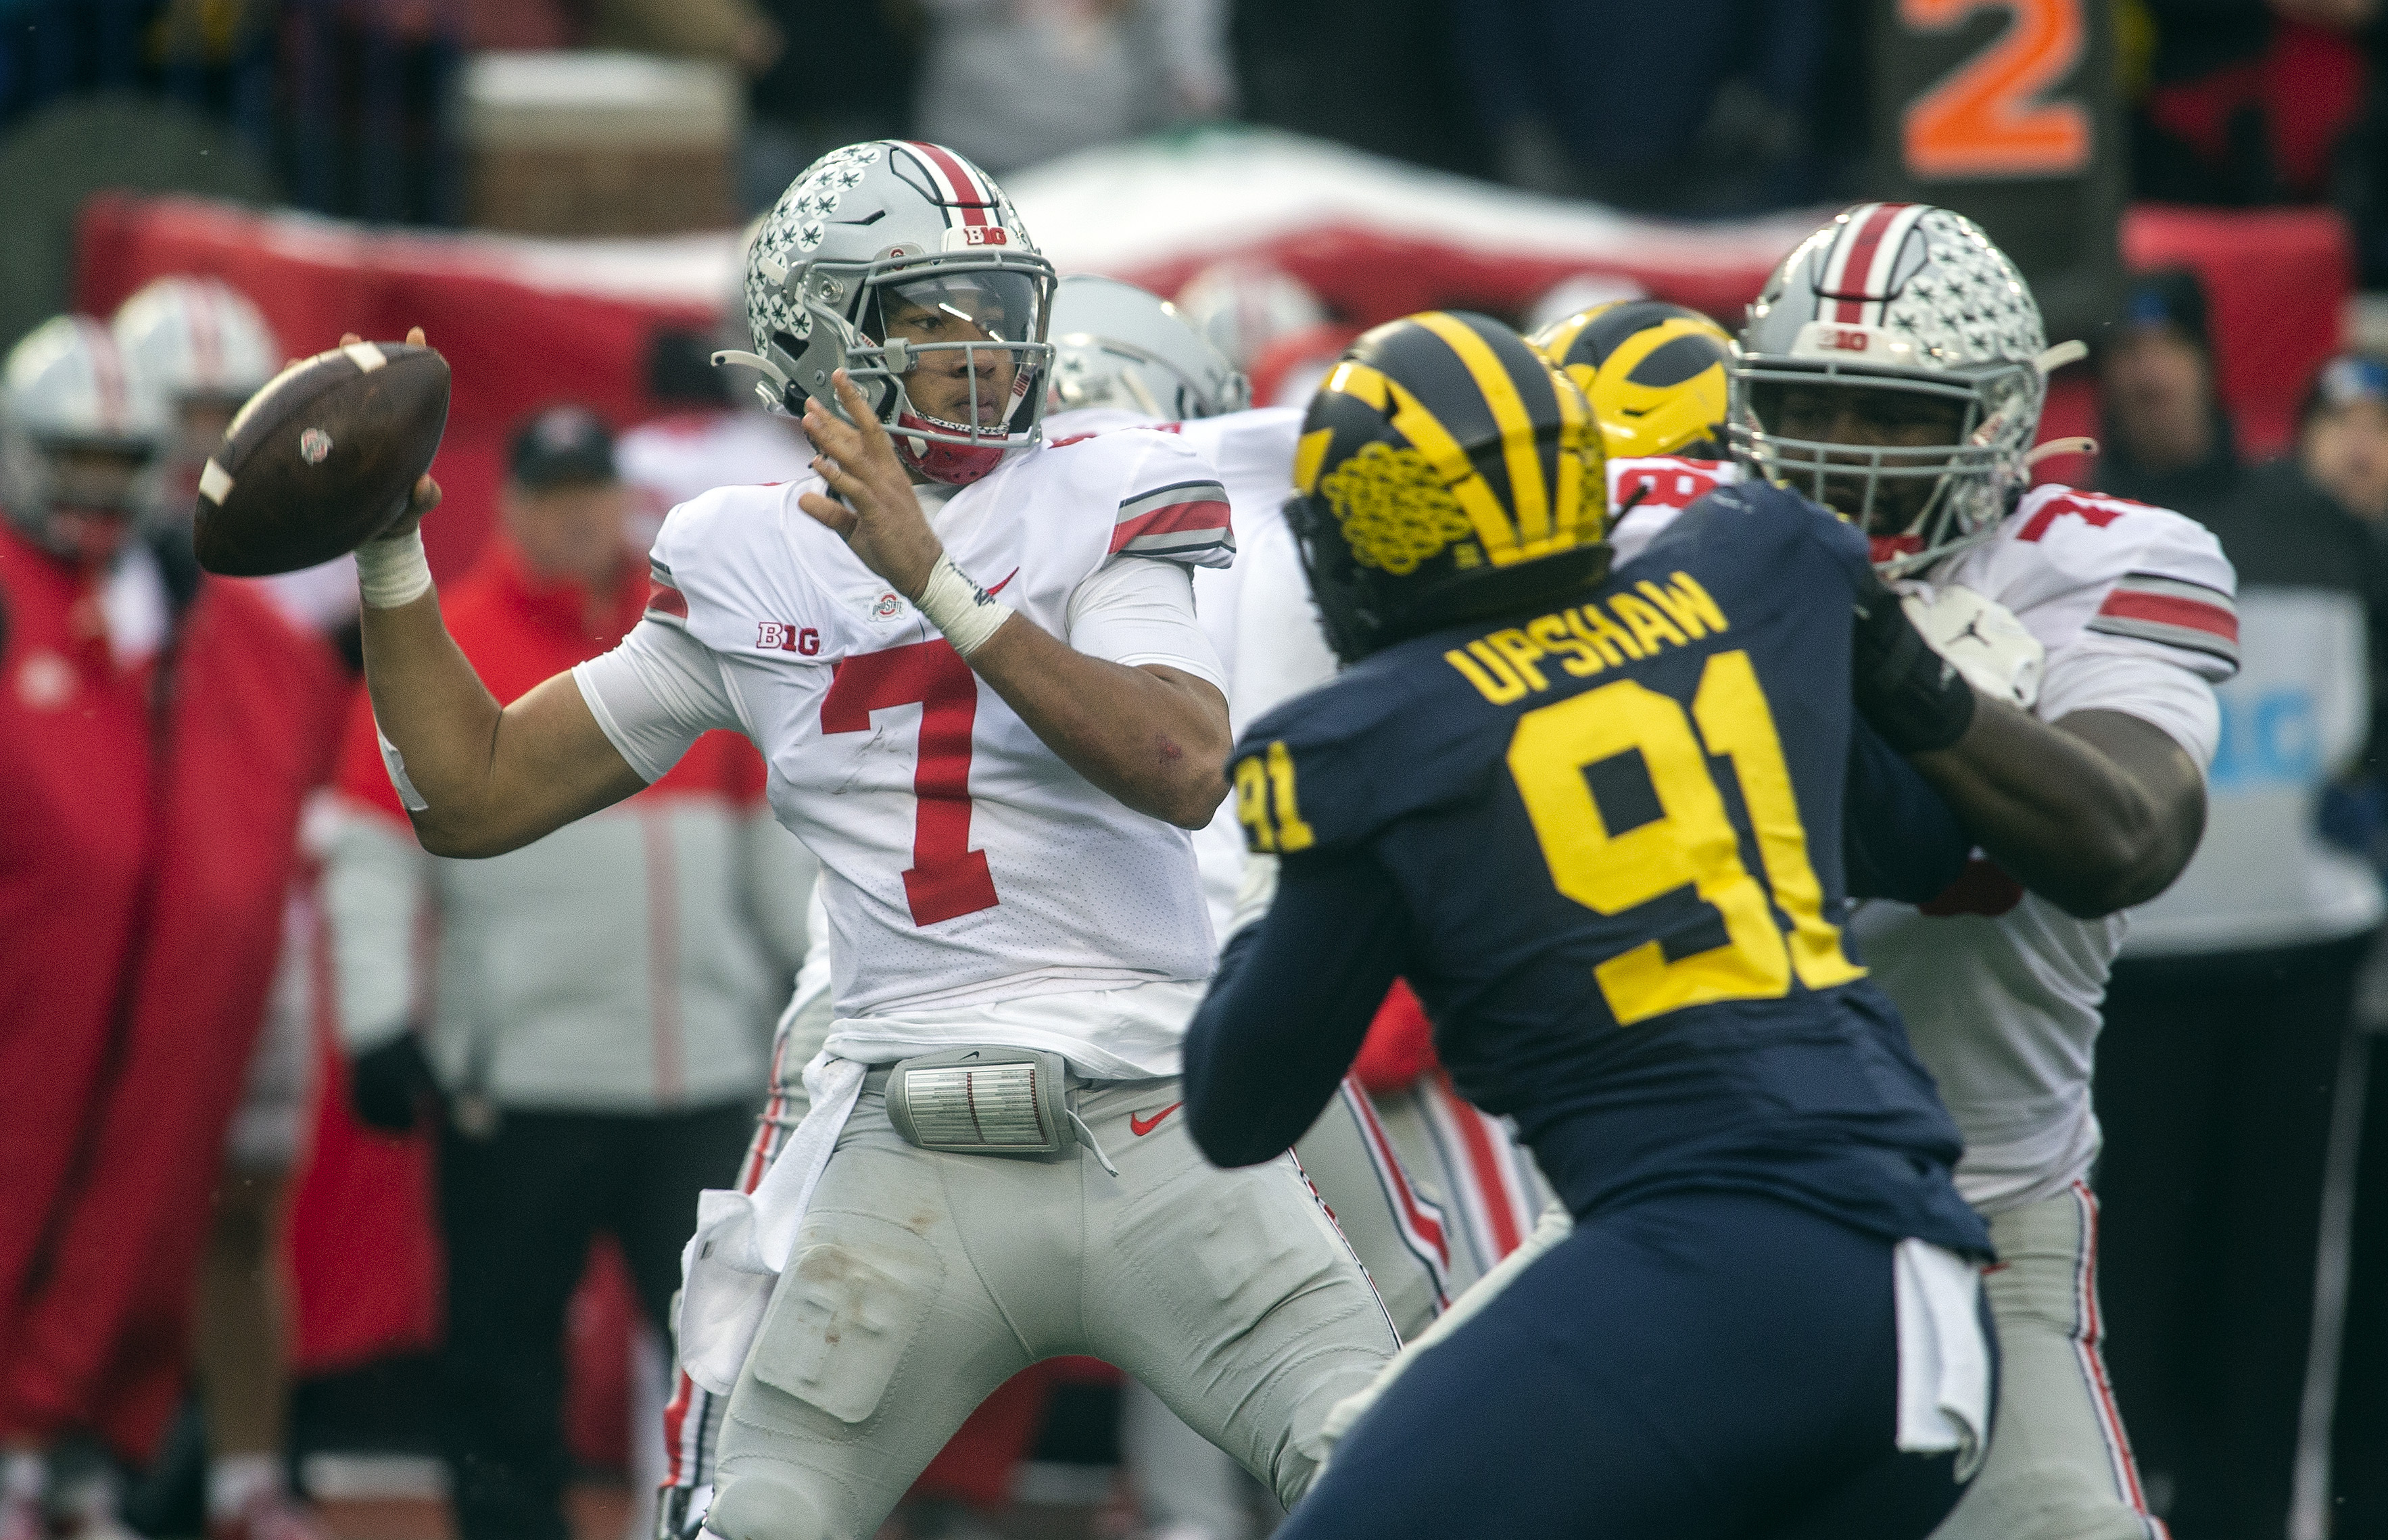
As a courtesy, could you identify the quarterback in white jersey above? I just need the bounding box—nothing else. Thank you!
[343,143,1396,1540]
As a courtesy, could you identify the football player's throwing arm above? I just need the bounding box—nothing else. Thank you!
[801,370,1231,830]
[345,333,646,858]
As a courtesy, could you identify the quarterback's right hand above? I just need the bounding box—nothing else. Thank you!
[339,327,443,540]
[798,369,943,600]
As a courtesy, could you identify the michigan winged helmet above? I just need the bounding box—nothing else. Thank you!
[1531,299,1734,462]
[1287,312,1608,663]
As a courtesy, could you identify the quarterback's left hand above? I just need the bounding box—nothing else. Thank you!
[798,370,943,600]
[1901,583,2044,711]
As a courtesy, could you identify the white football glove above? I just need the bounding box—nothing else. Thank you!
[1899,583,2043,711]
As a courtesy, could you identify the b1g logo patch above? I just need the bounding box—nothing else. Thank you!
[757,621,821,655]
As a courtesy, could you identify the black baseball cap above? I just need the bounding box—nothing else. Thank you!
[510,404,616,490]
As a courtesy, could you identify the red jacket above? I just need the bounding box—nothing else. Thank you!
[0,522,344,1457]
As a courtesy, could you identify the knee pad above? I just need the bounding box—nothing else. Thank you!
[703,1468,828,1540]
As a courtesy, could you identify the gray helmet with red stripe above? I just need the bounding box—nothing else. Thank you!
[112,275,281,410]
[722,140,1057,485]
[1733,203,2053,572]
[1,315,168,560]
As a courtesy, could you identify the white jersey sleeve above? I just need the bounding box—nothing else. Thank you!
[1963,486,2239,683]
[1067,557,1226,691]
[2034,636,2223,771]
[573,612,747,783]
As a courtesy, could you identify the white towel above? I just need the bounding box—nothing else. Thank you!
[674,1051,867,1396]
[1892,1238,1994,1481]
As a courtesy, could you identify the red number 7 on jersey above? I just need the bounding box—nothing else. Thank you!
[821,639,1000,926]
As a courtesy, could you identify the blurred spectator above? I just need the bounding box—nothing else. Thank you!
[0,315,344,1540]
[2094,350,2388,1537]
[914,0,1229,174]
[468,0,781,71]
[112,274,343,1540]
[2131,0,2370,208]
[1232,0,1493,178]
[283,1,469,224]
[615,327,811,553]
[1443,0,1844,212]
[321,405,813,1540]
[2095,268,2245,519]
[742,0,917,214]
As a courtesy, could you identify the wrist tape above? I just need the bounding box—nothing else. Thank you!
[1853,592,1978,754]
[356,527,434,609]
[914,551,1013,658]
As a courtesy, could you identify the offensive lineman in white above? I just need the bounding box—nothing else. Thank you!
[343,142,1395,1540]
[1047,274,1552,1318]
[1337,207,2232,1540]
[1740,206,2234,1540]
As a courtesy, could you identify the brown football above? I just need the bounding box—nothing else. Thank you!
[193,340,450,577]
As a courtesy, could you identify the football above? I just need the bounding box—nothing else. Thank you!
[193,339,450,577]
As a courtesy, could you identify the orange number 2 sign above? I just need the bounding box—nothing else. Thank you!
[1900,0,2091,180]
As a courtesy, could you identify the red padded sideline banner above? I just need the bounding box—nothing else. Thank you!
[77,195,719,582]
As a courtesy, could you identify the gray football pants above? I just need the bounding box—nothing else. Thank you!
[701,1076,1400,1540]
[1928,1184,2166,1540]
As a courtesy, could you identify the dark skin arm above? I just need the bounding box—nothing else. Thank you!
[799,370,1231,829]
[1911,701,2207,919]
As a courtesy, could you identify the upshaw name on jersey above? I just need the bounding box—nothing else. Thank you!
[1233,483,1871,863]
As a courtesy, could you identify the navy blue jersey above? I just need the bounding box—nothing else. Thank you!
[1194,484,1988,1256]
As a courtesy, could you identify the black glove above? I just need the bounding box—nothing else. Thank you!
[1850,566,1976,754]
[350,1033,442,1133]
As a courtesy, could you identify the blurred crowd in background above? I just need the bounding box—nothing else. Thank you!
[16,3,2388,1540]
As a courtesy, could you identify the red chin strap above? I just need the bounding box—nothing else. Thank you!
[1868,533,1923,567]
[892,373,1036,487]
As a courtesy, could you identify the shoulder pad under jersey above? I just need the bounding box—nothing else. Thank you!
[1965,485,2239,679]
[644,480,836,655]
[1031,421,1236,569]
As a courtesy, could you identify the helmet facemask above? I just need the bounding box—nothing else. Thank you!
[756,248,1056,486]
[1732,354,2040,575]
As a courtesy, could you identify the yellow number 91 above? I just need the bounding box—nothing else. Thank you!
[1508,649,1864,1026]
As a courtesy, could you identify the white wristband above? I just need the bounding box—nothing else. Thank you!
[914,551,1013,658]
[356,527,434,610]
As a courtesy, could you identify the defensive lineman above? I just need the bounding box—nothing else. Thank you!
[345,142,1395,1540]
[1361,208,2232,1539]
[1187,311,1995,1538]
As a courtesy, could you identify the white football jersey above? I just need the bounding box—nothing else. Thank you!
[623,425,1235,1056]
[1851,485,2238,1211]
[615,410,817,550]
[1619,468,2239,1211]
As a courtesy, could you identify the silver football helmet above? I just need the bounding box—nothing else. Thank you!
[721,140,1057,485]
[1734,203,2070,573]
[1046,276,1250,421]
[112,274,280,411]
[1172,260,1327,373]
[1,315,168,560]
